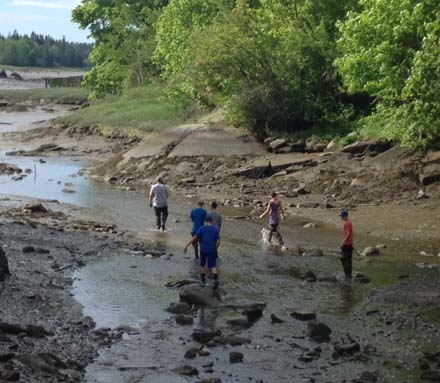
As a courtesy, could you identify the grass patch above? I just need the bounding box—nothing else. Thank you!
[59,84,186,136]
[0,87,89,104]
[0,65,86,72]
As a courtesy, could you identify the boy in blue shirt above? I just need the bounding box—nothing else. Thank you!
[189,200,207,259]
[184,216,220,289]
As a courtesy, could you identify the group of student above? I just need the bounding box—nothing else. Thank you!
[149,176,355,288]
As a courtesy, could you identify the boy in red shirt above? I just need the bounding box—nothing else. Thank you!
[340,210,353,279]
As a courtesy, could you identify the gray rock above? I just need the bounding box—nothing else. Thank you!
[165,302,191,314]
[291,310,316,321]
[318,276,338,283]
[269,139,287,150]
[23,203,48,213]
[353,272,371,283]
[242,304,264,322]
[174,365,199,376]
[1,371,20,381]
[306,320,331,342]
[362,246,380,256]
[226,318,251,329]
[355,371,378,383]
[180,284,218,306]
[229,352,243,364]
[20,353,66,374]
[0,353,15,362]
[184,348,199,359]
[0,69,7,78]
[23,246,36,253]
[333,342,360,356]
[302,271,317,282]
[196,379,222,383]
[270,314,285,324]
[0,323,26,334]
[306,248,324,257]
[192,330,221,344]
[419,164,440,186]
[213,336,251,346]
[175,314,194,326]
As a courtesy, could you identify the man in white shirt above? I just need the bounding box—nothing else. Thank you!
[149,176,169,231]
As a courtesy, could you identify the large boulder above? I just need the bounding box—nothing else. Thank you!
[0,247,10,281]
[269,139,287,150]
[305,320,332,342]
[10,72,23,81]
[419,164,440,186]
[0,69,7,78]
[179,284,219,306]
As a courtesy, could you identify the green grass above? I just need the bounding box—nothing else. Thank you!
[59,84,186,135]
[0,87,89,104]
[0,64,87,72]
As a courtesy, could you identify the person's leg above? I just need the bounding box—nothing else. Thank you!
[268,224,276,243]
[154,207,161,230]
[208,253,219,289]
[161,206,169,230]
[341,246,353,279]
[200,252,207,286]
[274,227,284,245]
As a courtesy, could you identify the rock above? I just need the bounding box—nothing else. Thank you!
[241,304,264,322]
[175,314,194,326]
[23,246,36,253]
[165,302,191,314]
[105,176,118,184]
[199,349,210,357]
[293,184,310,195]
[302,271,317,282]
[333,342,360,356]
[0,353,15,362]
[0,69,7,78]
[20,353,66,374]
[62,188,76,194]
[306,248,324,257]
[197,379,222,383]
[166,279,199,288]
[23,203,48,213]
[181,177,196,184]
[421,370,440,382]
[184,348,199,359]
[35,248,50,254]
[179,284,216,306]
[26,324,51,338]
[419,164,440,186]
[1,371,20,381]
[342,140,390,155]
[10,72,23,81]
[0,247,10,280]
[0,323,26,334]
[291,310,316,321]
[326,140,337,151]
[306,320,331,342]
[353,272,371,283]
[417,190,429,199]
[303,223,317,228]
[269,139,287,150]
[192,330,221,344]
[213,336,251,346]
[270,314,285,324]
[362,247,380,256]
[355,371,378,383]
[174,365,199,376]
[229,352,243,364]
[275,146,293,154]
[226,318,251,329]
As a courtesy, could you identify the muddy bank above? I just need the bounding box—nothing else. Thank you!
[0,218,122,382]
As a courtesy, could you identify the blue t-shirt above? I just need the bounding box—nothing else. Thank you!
[195,225,220,253]
[190,207,207,233]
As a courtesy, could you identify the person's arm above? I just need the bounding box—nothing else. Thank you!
[216,239,221,249]
[149,186,154,207]
[259,202,271,219]
[184,235,198,253]
[219,215,222,232]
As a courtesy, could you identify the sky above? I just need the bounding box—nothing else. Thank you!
[0,0,89,42]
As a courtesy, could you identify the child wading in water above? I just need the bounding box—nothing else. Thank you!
[184,216,221,289]
[260,191,285,245]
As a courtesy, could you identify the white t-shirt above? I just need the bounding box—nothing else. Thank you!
[150,183,169,208]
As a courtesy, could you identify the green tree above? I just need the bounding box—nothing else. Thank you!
[336,0,440,148]
[72,0,167,98]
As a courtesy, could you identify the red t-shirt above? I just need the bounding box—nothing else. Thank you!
[343,220,354,246]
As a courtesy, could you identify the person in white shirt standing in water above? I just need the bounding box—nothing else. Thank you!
[149,176,169,231]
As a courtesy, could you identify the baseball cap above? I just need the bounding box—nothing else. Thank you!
[340,210,349,218]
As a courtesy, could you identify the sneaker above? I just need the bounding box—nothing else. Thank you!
[200,281,206,287]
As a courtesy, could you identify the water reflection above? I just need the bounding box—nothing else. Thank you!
[337,283,354,313]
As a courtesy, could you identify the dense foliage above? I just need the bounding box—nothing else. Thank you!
[0,31,91,68]
[72,0,168,99]
[336,0,440,148]
[73,0,440,148]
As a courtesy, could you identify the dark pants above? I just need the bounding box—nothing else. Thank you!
[340,245,353,279]
[268,224,284,245]
[191,232,199,258]
[154,206,168,229]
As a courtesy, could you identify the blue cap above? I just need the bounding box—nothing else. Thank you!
[340,210,349,217]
